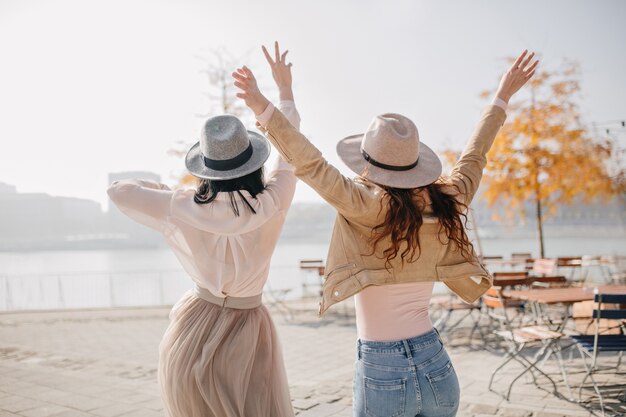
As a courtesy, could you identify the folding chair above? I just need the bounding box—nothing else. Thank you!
[533,258,557,276]
[493,271,530,286]
[529,276,568,288]
[486,287,566,400]
[263,280,295,321]
[557,257,585,283]
[569,292,626,416]
[480,286,527,350]
[430,292,482,345]
[299,259,325,297]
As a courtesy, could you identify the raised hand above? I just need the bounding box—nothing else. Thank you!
[496,50,539,103]
[233,66,270,116]
[262,41,294,100]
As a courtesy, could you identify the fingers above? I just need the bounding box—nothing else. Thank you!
[524,59,539,76]
[518,51,535,71]
[512,50,527,69]
[280,50,289,64]
[232,72,247,82]
[262,45,274,65]
[232,67,255,89]
[242,65,255,80]
[274,41,280,63]
[233,80,247,90]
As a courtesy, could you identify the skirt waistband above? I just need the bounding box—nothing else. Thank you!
[193,285,263,310]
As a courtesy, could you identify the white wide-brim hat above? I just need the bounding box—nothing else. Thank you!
[336,113,442,189]
[185,114,270,180]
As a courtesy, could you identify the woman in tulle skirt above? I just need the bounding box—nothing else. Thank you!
[107,42,300,417]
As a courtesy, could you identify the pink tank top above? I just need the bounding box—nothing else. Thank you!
[354,282,434,341]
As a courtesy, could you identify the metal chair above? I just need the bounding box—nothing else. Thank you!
[486,286,566,400]
[299,259,325,297]
[556,256,585,282]
[480,286,527,348]
[430,292,482,345]
[529,275,568,288]
[263,283,294,320]
[533,258,557,276]
[493,271,530,284]
[569,292,626,416]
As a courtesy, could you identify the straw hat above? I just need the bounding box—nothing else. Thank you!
[185,115,270,180]
[336,113,442,189]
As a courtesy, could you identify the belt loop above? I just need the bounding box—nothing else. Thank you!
[357,340,362,360]
[221,296,228,308]
[433,327,443,343]
[402,340,414,365]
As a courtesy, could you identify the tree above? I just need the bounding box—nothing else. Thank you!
[477,59,625,257]
[169,48,250,185]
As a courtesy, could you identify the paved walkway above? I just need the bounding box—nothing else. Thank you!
[0,300,623,417]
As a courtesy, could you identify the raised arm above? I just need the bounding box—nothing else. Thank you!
[448,50,538,205]
[233,64,374,220]
[238,42,301,210]
[107,179,173,231]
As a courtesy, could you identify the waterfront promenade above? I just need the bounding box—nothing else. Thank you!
[0,301,620,417]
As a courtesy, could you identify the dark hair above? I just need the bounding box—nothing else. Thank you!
[369,182,474,268]
[194,167,265,216]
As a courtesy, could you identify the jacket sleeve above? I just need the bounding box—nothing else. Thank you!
[446,105,507,205]
[262,100,301,210]
[107,179,173,231]
[258,108,374,220]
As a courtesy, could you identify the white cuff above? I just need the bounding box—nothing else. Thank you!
[256,102,275,127]
[492,97,508,111]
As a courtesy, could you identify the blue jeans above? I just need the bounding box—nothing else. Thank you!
[353,328,460,417]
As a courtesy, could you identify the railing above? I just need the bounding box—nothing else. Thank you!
[0,265,305,312]
[0,269,190,311]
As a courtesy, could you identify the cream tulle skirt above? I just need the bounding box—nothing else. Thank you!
[157,290,294,417]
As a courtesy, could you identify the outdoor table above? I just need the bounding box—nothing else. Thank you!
[503,285,626,304]
[502,285,626,331]
[502,284,626,404]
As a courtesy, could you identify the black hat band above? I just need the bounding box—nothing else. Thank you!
[203,142,253,171]
[361,148,419,172]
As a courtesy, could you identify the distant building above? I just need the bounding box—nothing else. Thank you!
[0,174,622,251]
[0,182,17,194]
[0,187,105,250]
[0,172,168,250]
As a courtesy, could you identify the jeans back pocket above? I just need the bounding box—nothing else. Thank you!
[426,360,460,408]
[364,377,406,417]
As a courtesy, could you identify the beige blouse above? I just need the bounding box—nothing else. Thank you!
[107,101,301,298]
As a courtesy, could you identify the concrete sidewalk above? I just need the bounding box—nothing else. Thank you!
[0,301,622,417]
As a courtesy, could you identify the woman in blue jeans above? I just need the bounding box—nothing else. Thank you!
[234,47,538,416]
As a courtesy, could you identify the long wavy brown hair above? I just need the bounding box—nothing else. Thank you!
[369,182,474,268]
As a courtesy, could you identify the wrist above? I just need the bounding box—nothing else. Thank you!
[496,90,511,103]
[252,96,271,116]
[278,86,294,101]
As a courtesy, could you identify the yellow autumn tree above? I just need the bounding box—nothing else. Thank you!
[478,59,624,257]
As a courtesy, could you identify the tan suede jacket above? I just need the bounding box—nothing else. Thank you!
[258,105,507,315]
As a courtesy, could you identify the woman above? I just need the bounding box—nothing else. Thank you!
[234,49,538,417]
[108,43,300,417]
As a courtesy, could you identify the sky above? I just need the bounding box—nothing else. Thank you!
[1,0,625,209]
